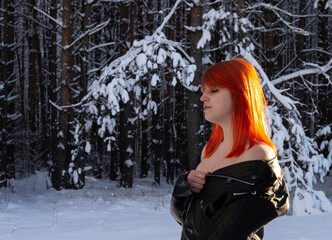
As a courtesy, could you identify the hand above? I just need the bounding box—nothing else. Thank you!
[187,170,208,193]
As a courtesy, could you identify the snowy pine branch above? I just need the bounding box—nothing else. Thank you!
[155,0,183,35]
[197,6,231,49]
[271,60,332,85]
[245,3,311,36]
[314,0,332,9]
[33,6,63,27]
[240,47,298,111]
[79,0,198,153]
[246,3,315,18]
[65,20,111,50]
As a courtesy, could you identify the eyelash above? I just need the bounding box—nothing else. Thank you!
[201,89,219,94]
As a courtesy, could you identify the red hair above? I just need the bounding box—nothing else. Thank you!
[201,58,277,158]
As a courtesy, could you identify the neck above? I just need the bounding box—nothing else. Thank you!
[218,120,234,156]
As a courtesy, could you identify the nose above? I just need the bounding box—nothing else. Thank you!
[200,92,207,102]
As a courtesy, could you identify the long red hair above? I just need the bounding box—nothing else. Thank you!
[201,58,276,158]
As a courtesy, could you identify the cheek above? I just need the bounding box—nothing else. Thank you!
[222,95,233,113]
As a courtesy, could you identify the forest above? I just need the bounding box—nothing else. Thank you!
[0,0,331,214]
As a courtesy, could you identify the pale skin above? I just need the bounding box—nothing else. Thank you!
[187,85,275,193]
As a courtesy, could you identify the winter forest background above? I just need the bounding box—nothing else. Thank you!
[0,0,331,215]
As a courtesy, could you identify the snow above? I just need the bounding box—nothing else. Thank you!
[151,74,160,87]
[314,0,332,9]
[147,100,158,114]
[85,141,91,154]
[1,173,332,240]
[239,47,297,110]
[171,52,185,68]
[197,7,230,49]
[124,160,133,167]
[157,48,167,64]
[136,53,147,69]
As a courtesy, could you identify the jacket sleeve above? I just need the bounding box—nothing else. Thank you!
[200,195,278,240]
[170,152,201,225]
[170,172,192,225]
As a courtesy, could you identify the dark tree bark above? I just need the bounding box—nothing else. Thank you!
[152,87,162,184]
[48,0,58,178]
[317,0,331,127]
[264,0,279,78]
[118,1,133,188]
[296,0,316,137]
[110,129,120,181]
[0,0,15,187]
[53,0,73,190]
[140,84,149,179]
[187,1,203,168]
[26,0,41,173]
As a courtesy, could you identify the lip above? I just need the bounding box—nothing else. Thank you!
[204,105,211,111]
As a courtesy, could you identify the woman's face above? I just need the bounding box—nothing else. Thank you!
[200,85,233,124]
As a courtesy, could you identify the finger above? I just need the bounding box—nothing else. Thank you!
[191,187,201,193]
[188,175,206,185]
[194,170,208,179]
[191,188,201,193]
[189,182,204,190]
[188,170,207,181]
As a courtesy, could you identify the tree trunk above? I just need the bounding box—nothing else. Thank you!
[317,0,330,126]
[110,131,120,181]
[48,0,58,181]
[152,86,162,184]
[118,1,133,188]
[53,0,73,190]
[187,1,203,168]
[140,80,149,178]
[264,0,277,78]
[26,0,39,173]
[0,0,15,187]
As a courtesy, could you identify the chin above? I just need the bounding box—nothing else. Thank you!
[204,116,217,124]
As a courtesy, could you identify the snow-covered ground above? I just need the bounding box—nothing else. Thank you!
[1,172,332,240]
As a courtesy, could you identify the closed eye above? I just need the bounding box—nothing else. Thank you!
[211,89,219,93]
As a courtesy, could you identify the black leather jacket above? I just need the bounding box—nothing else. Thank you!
[171,155,289,240]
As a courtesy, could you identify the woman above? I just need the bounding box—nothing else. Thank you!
[171,58,289,240]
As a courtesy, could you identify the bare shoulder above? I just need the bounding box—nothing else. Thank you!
[243,144,276,161]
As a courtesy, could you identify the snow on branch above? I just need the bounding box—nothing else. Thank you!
[49,100,64,111]
[80,0,198,147]
[87,42,116,52]
[33,6,63,27]
[155,0,183,35]
[271,60,332,85]
[65,20,111,50]
[100,0,135,2]
[269,105,332,214]
[246,3,311,36]
[240,47,298,110]
[314,0,332,9]
[88,19,111,35]
[49,100,84,110]
[246,3,313,18]
[197,6,231,49]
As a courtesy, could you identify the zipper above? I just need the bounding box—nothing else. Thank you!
[208,174,255,186]
[233,190,256,196]
[233,192,248,196]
